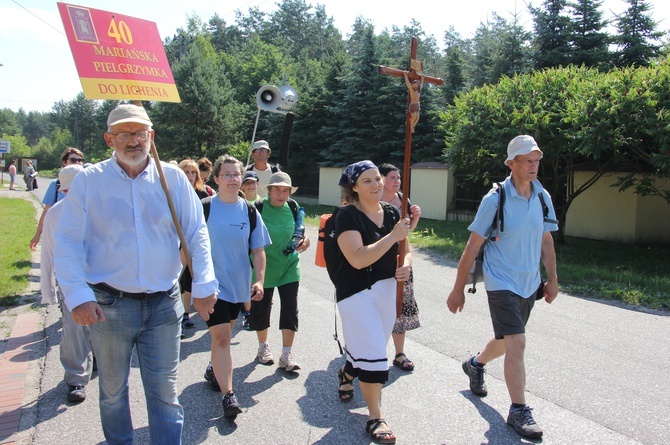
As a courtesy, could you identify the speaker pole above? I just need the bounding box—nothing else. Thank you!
[246,107,261,169]
[277,112,295,168]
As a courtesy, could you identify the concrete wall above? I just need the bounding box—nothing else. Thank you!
[318,165,454,220]
[565,172,670,244]
[318,167,345,207]
[409,166,454,220]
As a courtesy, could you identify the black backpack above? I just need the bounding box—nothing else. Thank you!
[319,207,345,283]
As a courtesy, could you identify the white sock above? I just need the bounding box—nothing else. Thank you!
[282,347,291,355]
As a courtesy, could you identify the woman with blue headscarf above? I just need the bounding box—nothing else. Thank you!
[333,160,412,444]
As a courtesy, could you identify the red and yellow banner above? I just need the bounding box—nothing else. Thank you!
[57,2,181,102]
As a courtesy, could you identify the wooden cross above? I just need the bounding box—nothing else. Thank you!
[378,37,443,317]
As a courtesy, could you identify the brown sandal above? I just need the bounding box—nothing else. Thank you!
[366,418,396,444]
[338,367,354,402]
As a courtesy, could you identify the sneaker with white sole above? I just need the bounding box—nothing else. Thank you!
[507,405,543,439]
[256,343,275,365]
[278,352,301,372]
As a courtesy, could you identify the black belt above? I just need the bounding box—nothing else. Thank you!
[90,282,175,300]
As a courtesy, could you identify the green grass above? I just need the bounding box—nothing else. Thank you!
[0,198,36,305]
[302,203,670,311]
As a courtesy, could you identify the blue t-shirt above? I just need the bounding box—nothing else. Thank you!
[42,180,64,206]
[207,197,271,303]
[468,176,559,298]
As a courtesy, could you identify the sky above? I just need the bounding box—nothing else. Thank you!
[1,0,669,113]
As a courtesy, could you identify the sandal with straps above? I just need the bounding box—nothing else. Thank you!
[392,353,415,371]
[337,367,354,403]
[366,418,396,444]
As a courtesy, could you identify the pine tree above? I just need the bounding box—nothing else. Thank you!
[530,0,572,68]
[613,0,664,67]
[569,0,611,69]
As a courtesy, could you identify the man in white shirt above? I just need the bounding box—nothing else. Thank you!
[246,140,279,198]
[40,164,93,404]
[54,104,218,445]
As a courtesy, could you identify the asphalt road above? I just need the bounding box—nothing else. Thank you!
[24,188,670,445]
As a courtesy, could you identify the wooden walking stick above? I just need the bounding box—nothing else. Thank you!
[378,37,443,317]
[134,100,193,277]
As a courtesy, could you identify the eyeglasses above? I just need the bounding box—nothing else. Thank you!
[67,157,84,164]
[109,130,151,143]
[219,173,242,180]
[254,149,270,153]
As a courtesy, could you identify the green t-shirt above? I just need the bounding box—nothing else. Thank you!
[255,198,301,287]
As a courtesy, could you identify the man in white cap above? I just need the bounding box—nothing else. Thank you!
[41,164,94,404]
[54,103,218,444]
[246,140,280,198]
[447,135,559,439]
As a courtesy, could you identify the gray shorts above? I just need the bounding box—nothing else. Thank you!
[487,287,538,340]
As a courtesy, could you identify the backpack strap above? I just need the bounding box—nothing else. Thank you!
[201,196,212,222]
[256,198,298,222]
[246,201,257,247]
[54,179,61,204]
[287,198,298,221]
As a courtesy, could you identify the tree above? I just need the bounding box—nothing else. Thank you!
[612,0,664,67]
[0,109,21,136]
[569,0,611,68]
[442,27,467,105]
[320,18,398,165]
[440,63,670,242]
[153,37,246,160]
[530,0,572,68]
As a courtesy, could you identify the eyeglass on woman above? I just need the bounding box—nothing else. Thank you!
[109,130,151,143]
[219,173,242,180]
[67,157,84,163]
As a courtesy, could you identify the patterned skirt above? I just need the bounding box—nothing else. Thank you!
[393,268,420,334]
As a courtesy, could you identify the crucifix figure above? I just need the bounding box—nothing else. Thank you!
[378,37,443,316]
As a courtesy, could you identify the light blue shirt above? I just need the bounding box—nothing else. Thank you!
[468,175,559,298]
[207,197,271,303]
[42,180,64,206]
[54,156,218,311]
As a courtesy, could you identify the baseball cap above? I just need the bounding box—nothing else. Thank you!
[243,171,259,183]
[107,104,153,127]
[505,135,543,165]
[58,164,84,191]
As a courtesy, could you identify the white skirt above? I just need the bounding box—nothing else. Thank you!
[337,278,396,372]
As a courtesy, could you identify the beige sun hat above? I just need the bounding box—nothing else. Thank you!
[58,164,84,191]
[252,140,271,153]
[265,171,297,194]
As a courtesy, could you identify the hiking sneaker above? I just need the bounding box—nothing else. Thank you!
[67,385,86,403]
[278,352,301,372]
[204,364,221,392]
[462,356,488,396]
[222,391,242,419]
[182,313,195,329]
[256,343,275,365]
[507,405,543,439]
